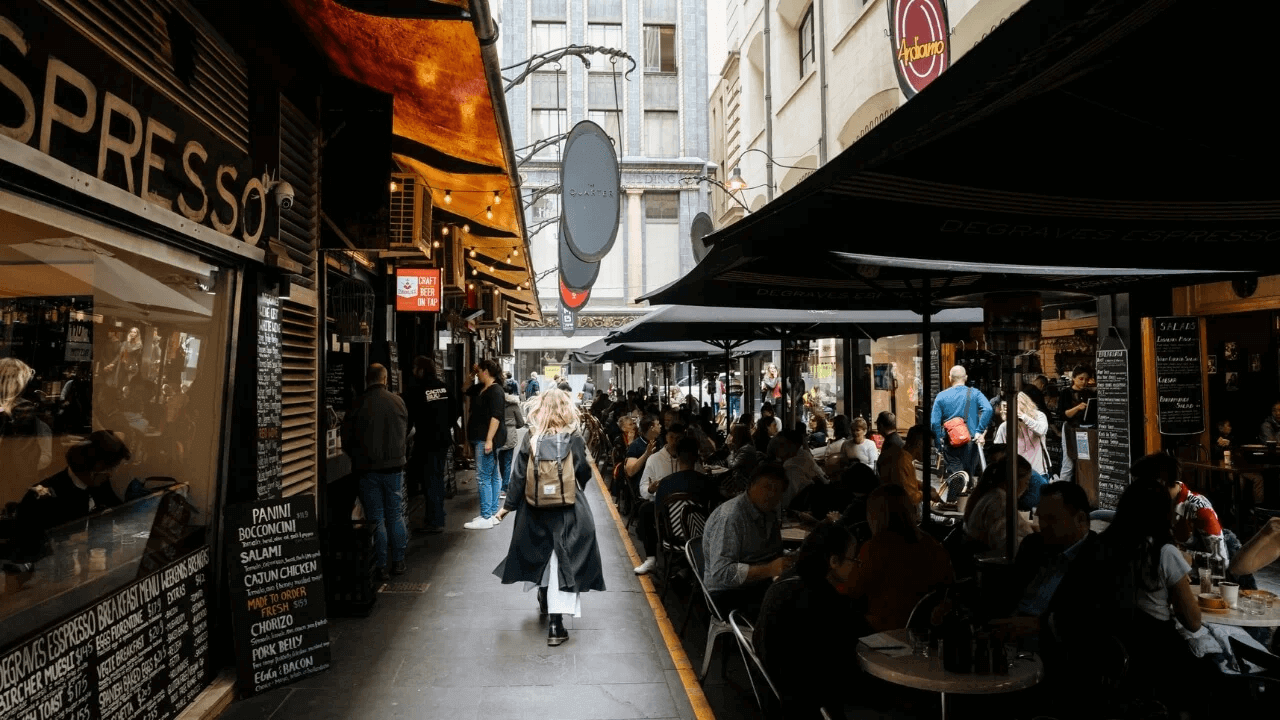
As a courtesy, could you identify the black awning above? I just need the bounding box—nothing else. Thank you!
[700,0,1280,273]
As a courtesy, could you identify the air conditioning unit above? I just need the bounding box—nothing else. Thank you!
[388,173,431,257]
[480,286,498,325]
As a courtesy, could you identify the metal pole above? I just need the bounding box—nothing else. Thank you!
[1006,360,1019,562]
[726,346,733,433]
[779,332,789,430]
[921,309,933,529]
[763,0,775,201]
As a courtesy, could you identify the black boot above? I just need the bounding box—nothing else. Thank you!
[538,587,548,615]
[547,614,568,646]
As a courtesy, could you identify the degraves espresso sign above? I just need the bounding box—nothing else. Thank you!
[0,0,263,243]
[0,547,213,720]
[227,497,329,696]
[887,0,951,98]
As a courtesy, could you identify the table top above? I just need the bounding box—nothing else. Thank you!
[856,629,1043,695]
[1202,595,1280,628]
[781,524,810,543]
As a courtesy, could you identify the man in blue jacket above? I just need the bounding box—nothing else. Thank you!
[930,365,992,478]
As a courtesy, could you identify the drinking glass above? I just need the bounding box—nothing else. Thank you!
[910,628,930,657]
[1246,596,1265,616]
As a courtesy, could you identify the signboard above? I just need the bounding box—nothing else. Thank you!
[394,269,442,312]
[887,0,952,99]
[0,546,214,720]
[560,121,621,263]
[560,277,590,312]
[1095,347,1130,510]
[559,226,601,292]
[543,365,562,379]
[559,301,577,337]
[257,291,282,501]
[227,496,330,696]
[65,312,93,362]
[1152,316,1205,435]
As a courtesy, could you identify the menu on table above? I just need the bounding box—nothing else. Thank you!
[257,291,282,500]
[226,497,329,696]
[1095,348,1131,511]
[1152,317,1205,436]
[0,546,213,720]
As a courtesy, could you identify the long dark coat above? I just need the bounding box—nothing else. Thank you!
[493,432,606,593]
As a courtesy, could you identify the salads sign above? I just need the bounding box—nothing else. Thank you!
[887,0,951,98]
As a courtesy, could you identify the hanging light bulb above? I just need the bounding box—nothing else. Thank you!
[468,282,474,290]
[462,223,470,233]
[442,225,450,236]
[493,287,500,294]
[493,190,501,204]
[444,190,452,204]
[469,248,476,258]
[389,180,398,193]
[513,248,520,257]
[433,239,440,248]
[489,265,495,273]
[472,267,477,276]
[486,206,493,220]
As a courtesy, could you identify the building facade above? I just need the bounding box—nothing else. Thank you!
[500,0,711,382]
[708,0,1029,226]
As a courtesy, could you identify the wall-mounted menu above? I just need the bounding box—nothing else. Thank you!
[227,496,330,696]
[1152,317,1205,436]
[257,291,282,500]
[1095,348,1130,511]
[0,546,213,720]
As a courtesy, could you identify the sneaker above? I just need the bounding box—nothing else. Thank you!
[463,516,495,530]
[391,560,407,576]
[491,513,502,525]
[423,525,445,535]
[634,557,657,575]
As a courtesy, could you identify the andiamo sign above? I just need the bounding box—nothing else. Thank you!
[888,0,951,98]
[0,2,260,243]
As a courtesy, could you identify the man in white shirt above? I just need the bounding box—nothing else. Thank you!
[641,423,704,500]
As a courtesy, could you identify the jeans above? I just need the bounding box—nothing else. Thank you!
[474,442,501,519]
[941,441,981,478]
[420,450,448,528]
[497,446,514,494]
[728,396,741,421]
[358,470,407,569]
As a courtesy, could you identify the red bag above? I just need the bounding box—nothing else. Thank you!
[943,389,974,447]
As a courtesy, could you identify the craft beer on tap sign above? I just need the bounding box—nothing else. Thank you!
[887,0,951,98]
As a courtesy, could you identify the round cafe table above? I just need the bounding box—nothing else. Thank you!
[1202,594,1280,628]
[856,629,1043,720]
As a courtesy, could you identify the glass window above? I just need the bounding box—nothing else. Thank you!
[644,193,680,293]
[531,22,567,55]
[531,109,568,160]
[530,72,568,109]
[799,6,815,77]
[528,194,560,299]
[588,0,622,20]
[587,23,623,72]
[644,111,679,158]
[643,25,677,73]
[0,206,232,634]
[587,110,622,153]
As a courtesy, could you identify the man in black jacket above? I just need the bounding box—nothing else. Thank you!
[343,364,409,579]
[405,356,457,534]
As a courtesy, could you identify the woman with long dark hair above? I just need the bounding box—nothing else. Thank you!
[962,455,1035,558]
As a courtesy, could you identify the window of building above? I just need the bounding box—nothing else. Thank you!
[588,0,623,20]
[643,192,680,293]
[799,6,815,78]
[530,69,567,161]
[530,110,568,161]
[531,21,566,55]
[643,25,677,73]
[587,23,623,71]
[588,111,622,152]
[644,111,679,158]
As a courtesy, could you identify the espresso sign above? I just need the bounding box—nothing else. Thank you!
[887,0,951,98]
[227,496,330,696]
[1152,316,1205,435]
[560,121,621,263]
[1095,347,1131,510]
[0,546,213,720]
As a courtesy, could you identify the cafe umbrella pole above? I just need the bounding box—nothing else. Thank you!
[921,307,933,530]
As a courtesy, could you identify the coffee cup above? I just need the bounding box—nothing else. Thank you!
[1219,581,1240,609]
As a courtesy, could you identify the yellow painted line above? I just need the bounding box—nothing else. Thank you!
[594,472,717,720]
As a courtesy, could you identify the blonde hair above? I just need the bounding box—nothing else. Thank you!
[526,388,579,447]
[0,358,35,412]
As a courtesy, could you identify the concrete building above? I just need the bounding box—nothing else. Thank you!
[498,0,711,382]
[707,0,1029,227]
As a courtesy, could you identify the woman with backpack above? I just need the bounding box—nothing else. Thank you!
[493,389,605,646]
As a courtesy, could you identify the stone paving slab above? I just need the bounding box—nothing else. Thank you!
[218,475,698,720]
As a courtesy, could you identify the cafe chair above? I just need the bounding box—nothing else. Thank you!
[683,536,736,681]
[728,608,782,716]
[905,588,948,631]
[1229,637,1280,679]
[655,493,708,602]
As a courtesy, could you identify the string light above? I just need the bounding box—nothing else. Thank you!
[462,223,470,233]
[513,248,519,257]
[432,239,440,248]
[489,265,495,273]
[493,191,501,204]
[444,190,452,204]
[472,268,477,275]
[467,282,474,289]
[486,206,493,220]
[442,225,450,236]
[469,249,477,258]
[390,180,398,193]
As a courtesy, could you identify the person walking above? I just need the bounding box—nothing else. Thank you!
[930,365,992,478]
[503,371,519,396]
[404,356,456,534]
[464,358,508,529]
[525,372,540,399]
[493,389,606,646]
[498,390,526,499]
[761,363,781,416]
[342,364,410,579]
[582,375,596,405]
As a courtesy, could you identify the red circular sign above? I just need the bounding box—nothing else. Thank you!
[560,277,591,311]
[889,0,950,98]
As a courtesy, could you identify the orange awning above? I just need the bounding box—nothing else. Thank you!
[283,0,538,314]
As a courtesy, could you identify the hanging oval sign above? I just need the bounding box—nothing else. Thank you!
[560,276,591,312]
[887,0,951,99]
[560,121,621,263]
[559,225,601,292]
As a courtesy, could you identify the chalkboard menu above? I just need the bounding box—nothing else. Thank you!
[257,291,282,500]
[1153,316,1205,435]
[227,496,330,696]
[1095,348,1131,510]
[0,546,213,720]
[324,362,345,414]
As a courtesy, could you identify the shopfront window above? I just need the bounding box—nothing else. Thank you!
[0,208,232,636]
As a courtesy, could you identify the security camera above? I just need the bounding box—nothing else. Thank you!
[273,180,295,211]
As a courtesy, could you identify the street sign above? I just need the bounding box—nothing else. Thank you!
[561,121,621,263]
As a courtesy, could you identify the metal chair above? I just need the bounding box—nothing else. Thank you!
[727,609,781,715]
[655,493,708,602]
[683,536,737,681]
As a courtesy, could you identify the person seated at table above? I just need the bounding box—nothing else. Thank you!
[702,463,794,618]
[769,431,828,511]
[807,415,829,449]
[1134,452,1230,568]
[840,485,953,632]
[760,402,782,434]
[877,425,929,512]
[1260,401,1280,444]
[875,411,903,452]
[635,437,716,576]
[754,521,868,720]
[1212,418,1266,506]
[1047,477,1212,719]
[962,456,1036,559]
[751,418,776,454]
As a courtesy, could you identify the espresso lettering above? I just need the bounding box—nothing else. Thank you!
[0,17,35,143]
[96,92,143,193]
[141,116,176,210]
[39,55,96,155]
[211,165,238,235]
[240,176,267,244]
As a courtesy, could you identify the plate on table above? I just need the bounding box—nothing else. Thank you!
[1242,589,1278,600]
[1200,606,1232,614]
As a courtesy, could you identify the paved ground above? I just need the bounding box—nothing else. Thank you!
[219,473,698,720]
